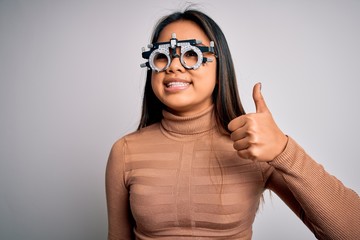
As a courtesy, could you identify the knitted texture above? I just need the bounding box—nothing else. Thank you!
[106,105,360,239]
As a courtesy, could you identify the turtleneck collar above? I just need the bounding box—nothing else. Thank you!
[160,105,216,140]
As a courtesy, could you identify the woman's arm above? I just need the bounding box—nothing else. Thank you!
[106,138,134,240]
[228,83,359,238]
[267,137,360,240]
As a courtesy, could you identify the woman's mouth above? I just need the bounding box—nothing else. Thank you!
[164,81,191,92]
[166,82,190,88]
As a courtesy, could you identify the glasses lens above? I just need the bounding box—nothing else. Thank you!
[182,49,199,68]
[153,52,169,70]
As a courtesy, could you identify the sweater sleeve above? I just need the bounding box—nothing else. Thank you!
[105,138,135,240]
[267,137,360,240]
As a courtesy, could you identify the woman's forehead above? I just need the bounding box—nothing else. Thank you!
[157,20,210,44]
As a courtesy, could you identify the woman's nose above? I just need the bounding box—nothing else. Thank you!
[166,49,185,73]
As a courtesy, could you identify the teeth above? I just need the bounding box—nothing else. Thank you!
[166,82,189,87]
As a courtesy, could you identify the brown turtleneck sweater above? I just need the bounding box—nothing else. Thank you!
[106,106,360,239]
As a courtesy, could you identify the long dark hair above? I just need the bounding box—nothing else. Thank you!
[137,9,245,133]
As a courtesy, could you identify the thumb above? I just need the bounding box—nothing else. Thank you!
[253,82,269,113]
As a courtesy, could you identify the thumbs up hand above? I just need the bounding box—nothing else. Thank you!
[228,83,288,162]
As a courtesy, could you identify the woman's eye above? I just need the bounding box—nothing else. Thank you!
[155,54,167,61]
[184,50,197,58]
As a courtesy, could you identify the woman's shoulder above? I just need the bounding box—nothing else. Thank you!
[110,122,169,160]
[113,123,162,147]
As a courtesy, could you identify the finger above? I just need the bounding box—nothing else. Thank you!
[233,137,250,151]
[253,82,269,113]
[236,149,253,160]
[228,115,246,132]
[230,127,248,141]
[237,146,259,161]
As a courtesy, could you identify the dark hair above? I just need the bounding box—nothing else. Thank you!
[137,9,245,134]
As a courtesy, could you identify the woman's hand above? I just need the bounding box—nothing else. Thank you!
[228,83,288,161]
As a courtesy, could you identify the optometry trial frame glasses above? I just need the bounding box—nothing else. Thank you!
[140,33,216,72]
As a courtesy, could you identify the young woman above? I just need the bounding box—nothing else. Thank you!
[106,9,360,239]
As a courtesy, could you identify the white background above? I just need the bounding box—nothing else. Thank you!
[0,0,359,239]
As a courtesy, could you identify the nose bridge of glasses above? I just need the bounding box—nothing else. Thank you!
[167,48,184,71]
[169,47,181,59]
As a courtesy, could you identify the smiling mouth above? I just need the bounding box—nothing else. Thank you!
[166,82,190,88]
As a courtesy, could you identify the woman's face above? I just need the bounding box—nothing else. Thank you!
[151,20,217,116]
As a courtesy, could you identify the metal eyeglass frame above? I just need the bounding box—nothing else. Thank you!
[140,33,215,72]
